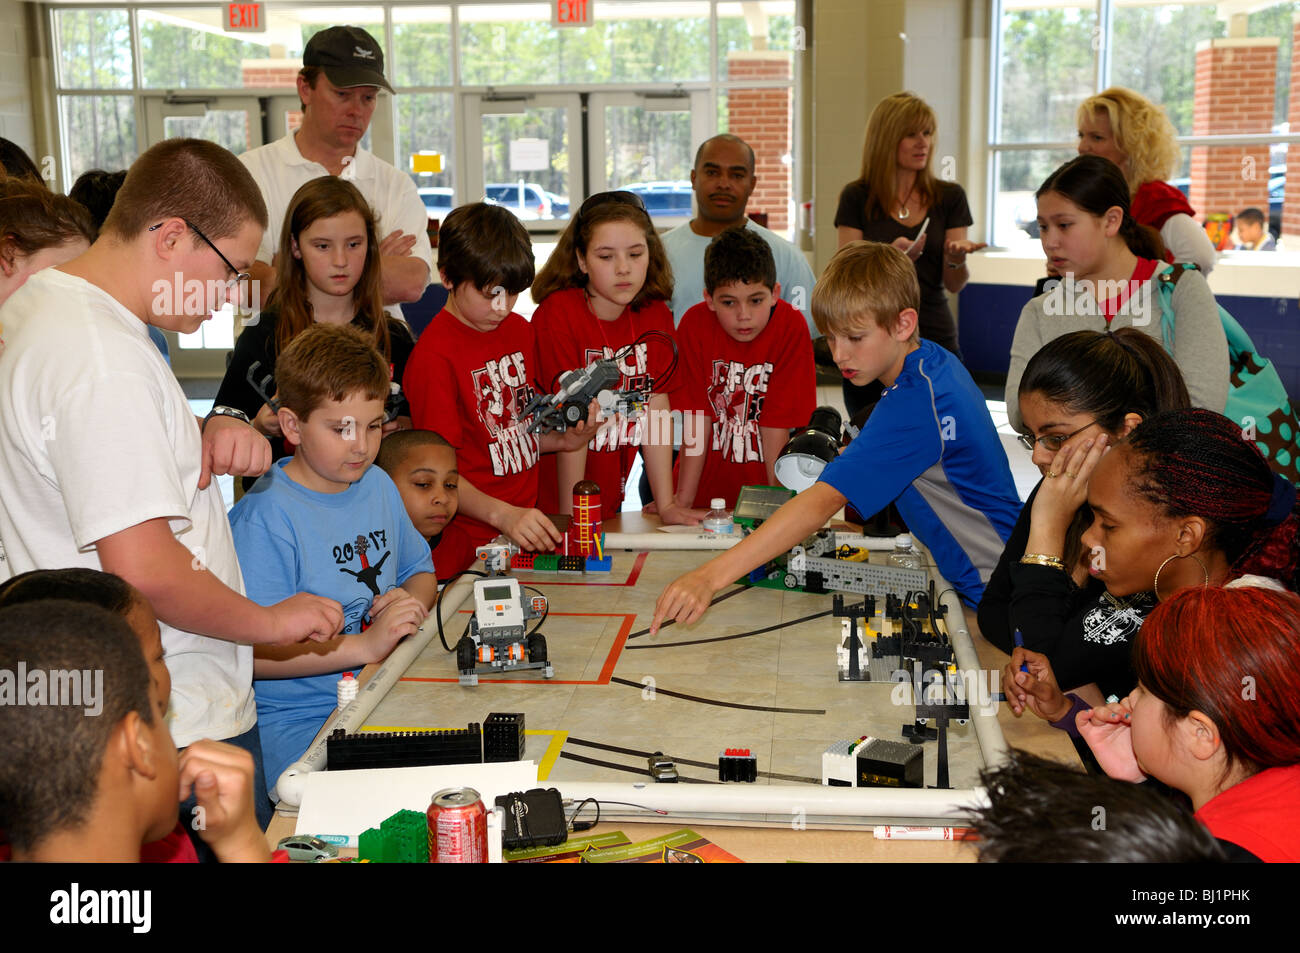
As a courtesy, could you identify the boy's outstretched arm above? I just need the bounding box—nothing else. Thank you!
[455,476,563,551]
[648,481,845,634]
[97,519,343,646]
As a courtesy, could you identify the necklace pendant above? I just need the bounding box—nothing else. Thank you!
[898,207,910,220]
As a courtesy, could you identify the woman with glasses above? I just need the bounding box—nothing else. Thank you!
[978,327,1190,702]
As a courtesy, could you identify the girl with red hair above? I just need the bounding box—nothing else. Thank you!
[1079,585,1300,862]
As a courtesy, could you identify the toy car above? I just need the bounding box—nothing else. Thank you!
[648,751,679,783]
[277,835,340,862]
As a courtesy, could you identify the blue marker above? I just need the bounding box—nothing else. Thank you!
[1013,629,1029,673]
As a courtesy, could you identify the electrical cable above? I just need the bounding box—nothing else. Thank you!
[434,568,486,652]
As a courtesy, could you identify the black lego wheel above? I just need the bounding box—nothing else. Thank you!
[456,637,476,673]
[783,572,799,589]
[560,400,585,428]
[527,633,548,664]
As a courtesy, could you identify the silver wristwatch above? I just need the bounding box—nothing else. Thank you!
[205,405,251,426]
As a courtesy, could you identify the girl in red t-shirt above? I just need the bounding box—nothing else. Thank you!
[531,193,706,525]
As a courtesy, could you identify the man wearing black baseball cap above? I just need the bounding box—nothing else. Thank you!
[240,25,430,310]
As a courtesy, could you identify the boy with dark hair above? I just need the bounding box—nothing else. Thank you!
[375,429,460,562]
[651,241,1022,632]
[0,600,272,862]
[971,750,1231,863]
[671,225,815,509]
[1234,207,1275,251]
[0,138,343,829]
[230,323,436,798]
[403,202,595,577]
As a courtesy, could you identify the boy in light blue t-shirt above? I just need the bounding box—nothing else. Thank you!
[229,324,438,799]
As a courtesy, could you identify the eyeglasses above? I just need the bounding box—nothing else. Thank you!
[1017,420,1099,453]
[148,219,251,292]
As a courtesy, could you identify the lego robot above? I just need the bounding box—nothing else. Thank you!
[456,576,551,687]
[521,355,651,435]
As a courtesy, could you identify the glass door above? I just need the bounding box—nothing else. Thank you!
[587,91,710,229]
[141,95,264,378]
[462,93,582,237]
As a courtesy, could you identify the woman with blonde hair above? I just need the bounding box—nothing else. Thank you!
[834,93,984,415]
[1077,86,1216,273]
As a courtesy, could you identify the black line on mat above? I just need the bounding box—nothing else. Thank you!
[558,750,714,783]
[609,676,825,715]
[626,609,833,650]
[626,585,749,640]
[566,736,819,784]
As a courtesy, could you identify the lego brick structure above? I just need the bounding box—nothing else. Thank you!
[327,725,482,771]
[484,712,526,762]
[359,809,429,863]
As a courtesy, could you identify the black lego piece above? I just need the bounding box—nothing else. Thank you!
[557,554,585,572]
[327,724,482,771]
[718,748,758,782]
[804,570,825,594]
[484,712,526,762]
[856,738,923,788]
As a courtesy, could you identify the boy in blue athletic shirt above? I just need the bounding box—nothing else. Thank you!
[650,241,1022,632]
[229,324,437,798]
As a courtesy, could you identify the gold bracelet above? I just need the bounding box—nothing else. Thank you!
[1020,553,1066,571]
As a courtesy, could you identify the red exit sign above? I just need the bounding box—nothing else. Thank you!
[553,0,593,27]
[225,3,265,33]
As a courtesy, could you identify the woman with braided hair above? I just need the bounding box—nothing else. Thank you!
[1005,155,1229,432]
[979,327,1190,701]
[1003,408,1300,736]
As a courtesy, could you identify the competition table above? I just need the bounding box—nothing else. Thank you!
[266,514,1077,862]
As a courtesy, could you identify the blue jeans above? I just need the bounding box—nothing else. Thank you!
[178,721,274,863]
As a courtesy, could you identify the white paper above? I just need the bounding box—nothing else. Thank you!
[294,761,538,846]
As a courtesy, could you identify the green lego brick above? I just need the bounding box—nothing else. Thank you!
[532,554,559,571]
[358,809,431,863]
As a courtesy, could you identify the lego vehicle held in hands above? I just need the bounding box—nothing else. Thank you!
[456,577,550,686]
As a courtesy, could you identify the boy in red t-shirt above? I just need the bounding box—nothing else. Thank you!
[403,203,594,576]
[672,226,815,510]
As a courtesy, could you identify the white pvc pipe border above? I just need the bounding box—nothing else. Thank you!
[273,577,476,807]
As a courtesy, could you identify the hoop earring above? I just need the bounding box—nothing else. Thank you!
[1153,552,1210,602]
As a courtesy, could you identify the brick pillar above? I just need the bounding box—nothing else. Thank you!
[240,59,302,88]
[1190,38,1276,234]
[1284,17,1300,240]
[725,51,793,234]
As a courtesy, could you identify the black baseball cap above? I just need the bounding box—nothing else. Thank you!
[303,26,394,94]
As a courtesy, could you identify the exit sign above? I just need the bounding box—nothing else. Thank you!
[553,0,593,27]
[225,3,265,32]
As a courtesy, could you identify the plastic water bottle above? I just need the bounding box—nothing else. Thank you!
[702,498,735,534]
[337,671,358,710]
[888,533,922,570]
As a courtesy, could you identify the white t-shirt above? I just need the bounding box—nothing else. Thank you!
[239,133,434,317]
[0,269,256,747]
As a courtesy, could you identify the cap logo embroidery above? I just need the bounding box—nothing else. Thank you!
[354,46,376,60]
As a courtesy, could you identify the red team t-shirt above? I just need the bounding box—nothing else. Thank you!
[533,288,682,520]
[673,297,815,509]
[403,308,542,576]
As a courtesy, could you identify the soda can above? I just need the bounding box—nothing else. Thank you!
[428,787,487,863]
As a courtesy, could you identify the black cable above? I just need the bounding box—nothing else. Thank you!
[522,584,549,640]
[434,568,487,652]
[628,328,679,391]
[568,797,600,832]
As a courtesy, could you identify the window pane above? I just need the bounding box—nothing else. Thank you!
[395,92,455,212]
[1246,1,1300,127]
[139,9,276,89]
[604,104,693,222]
[718,0,796,80]
[479,106,569,220]
[59,96,137,185]
[392,6,453,87]
[163,109,256,156]
[721,87,795,239]
[55,9,132,89]
[1110,4,1224,136]
[1184,143,1282,247]
[458,2,709,85]
[997,5,1097,143]
[990,147,1077,249]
